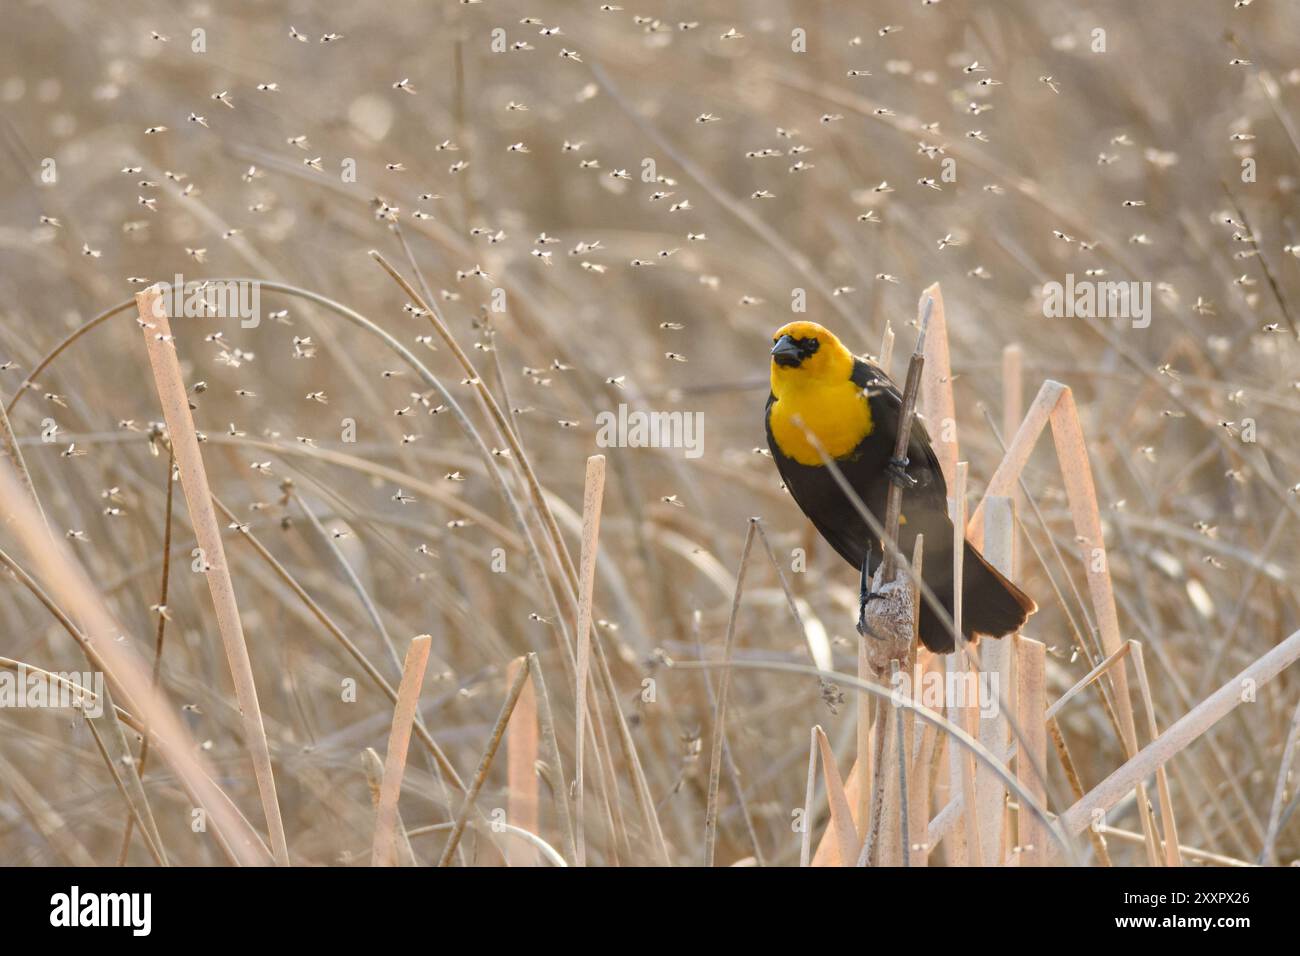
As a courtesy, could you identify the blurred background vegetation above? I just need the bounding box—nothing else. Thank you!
[1,0,1298,866]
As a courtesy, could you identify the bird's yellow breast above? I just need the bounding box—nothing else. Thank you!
[769,379,873,466]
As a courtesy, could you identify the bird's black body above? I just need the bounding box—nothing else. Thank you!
[766,357,1033,653]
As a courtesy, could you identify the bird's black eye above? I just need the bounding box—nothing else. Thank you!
[799,337,820,358]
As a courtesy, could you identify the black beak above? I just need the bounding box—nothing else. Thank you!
[771,334,802,367]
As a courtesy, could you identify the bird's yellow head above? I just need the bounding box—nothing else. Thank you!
[769,321,856,396]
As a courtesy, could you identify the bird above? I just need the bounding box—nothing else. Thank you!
[764,320,1035,653]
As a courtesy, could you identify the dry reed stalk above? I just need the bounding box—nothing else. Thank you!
[855,632,874,840]
[864,535,926,867]
[966,380,1140,759]
[1,540,169,866]
[117,449,176,865]
[859,704,891,867]
[135,287,289,865]
[439,657,532,866]
[506,657,540,867]
[0,460,270,865]
[1048,717,1112,866]
[209,494,465,789]
[573,454,606,866]
[1261,700,1300,865]
[1096,823,1254,868]
[526,652,577,865]
[704,518,757,866]
[753,520,830,668]
[893,660,911,866]
[0,750,96,866]
[1000,345,1024,579]
[0,392,50,538]
[688,591,767,866]
[878,298,930,585]
[801,728,818,867]
[293,489,402,675]
[1059,628,1300,837]
[363,749,417,867]
[975,496,1016,864]
[1015,635,1048,865]
[909,665,940,866]
[811,762,862,867]
[946,462,980,866]
[372,634,432,867]
[815,725,862,865]
[5,386,168,865]
[855,295,932,863]
[1131,642,1182,866]
[918,284,957,487]
[687,655,1068,859]
[878,321,895,375]
[369,252,582,600]
[377,258,661,841]
[82,714,165,866]
[930,640,1135,850]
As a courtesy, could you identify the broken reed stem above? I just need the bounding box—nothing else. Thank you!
[372,635,432,867]
[506,657,540,867]
[704,519,758,866]
[135,288,289,866]
[816,725,862,865]
[439,657,532,866]
[879,295,932,583]
[573,455,606,866]
[363,748,417,867]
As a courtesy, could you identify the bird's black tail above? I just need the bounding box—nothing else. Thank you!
[917,542,1036,654]
[962,540,1036,639]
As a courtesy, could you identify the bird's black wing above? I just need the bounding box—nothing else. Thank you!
[851,358,948,506]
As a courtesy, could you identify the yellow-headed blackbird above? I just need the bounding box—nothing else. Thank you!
[765,320,1035,653]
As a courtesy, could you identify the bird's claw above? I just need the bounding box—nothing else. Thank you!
[886,456,917,490]
[857,549,881,637]
[857,593,888,638]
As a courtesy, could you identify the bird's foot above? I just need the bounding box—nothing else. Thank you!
[886,455,917,490]
[857,589,891,638]
[857,551,877,637]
